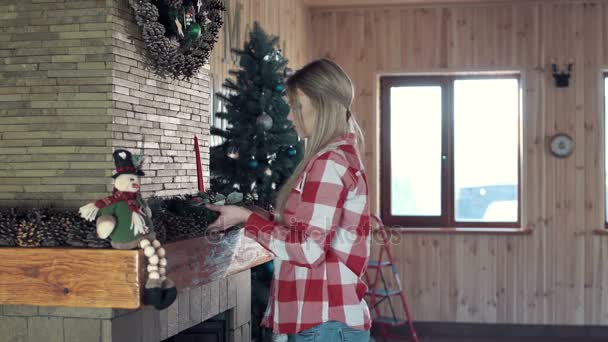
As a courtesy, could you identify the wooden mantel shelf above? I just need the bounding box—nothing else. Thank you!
[0,229,272,309]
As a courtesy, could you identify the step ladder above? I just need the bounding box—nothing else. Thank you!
[364,214,419,342]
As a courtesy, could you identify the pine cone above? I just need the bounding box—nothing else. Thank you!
[49,211,71,246]
[81,218,111,248]
[136,0,159,22]
[30,208,58,247]
[151,215,167,243]
[144,22,165,39]
[37,218,58,247]
[84,231,111,249]
[66,215,93,248]
[16,219,40,247]
[164,0,184,8]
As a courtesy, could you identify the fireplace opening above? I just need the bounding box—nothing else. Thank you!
[164,313,226,342]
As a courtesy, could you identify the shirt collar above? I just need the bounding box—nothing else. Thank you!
[312,132,357,158]
[333,132,356,146]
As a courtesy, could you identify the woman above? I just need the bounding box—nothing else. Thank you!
[207,59,371,342]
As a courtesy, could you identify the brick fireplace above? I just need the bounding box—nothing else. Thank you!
[0,1,263,341]
[0,0,211,207]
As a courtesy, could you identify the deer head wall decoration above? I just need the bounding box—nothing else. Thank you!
[551,63,573,88]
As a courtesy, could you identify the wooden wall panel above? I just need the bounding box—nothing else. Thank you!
[311,1,608,325]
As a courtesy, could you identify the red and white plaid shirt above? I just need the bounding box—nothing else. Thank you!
[244,132,371,335]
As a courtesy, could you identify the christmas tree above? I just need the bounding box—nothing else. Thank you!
[210,22,302,210]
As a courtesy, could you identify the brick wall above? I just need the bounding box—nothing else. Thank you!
[109,0,210,199]
[0,269,252,342]
[0,0,210,207]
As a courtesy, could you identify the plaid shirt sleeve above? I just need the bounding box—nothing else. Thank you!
[244,151,355,268]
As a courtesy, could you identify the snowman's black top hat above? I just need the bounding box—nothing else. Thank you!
[112,149,145,179]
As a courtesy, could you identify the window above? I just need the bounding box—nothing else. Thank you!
[380,75,521,228]
[211,74,229,147]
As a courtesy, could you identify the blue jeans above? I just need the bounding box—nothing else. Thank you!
[288,321,370,342]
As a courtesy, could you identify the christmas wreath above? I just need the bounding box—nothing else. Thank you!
[129,0,225,79]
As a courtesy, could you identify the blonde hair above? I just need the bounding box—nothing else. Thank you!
[275,58,364,216]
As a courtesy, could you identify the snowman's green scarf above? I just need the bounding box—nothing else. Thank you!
[94,188,142,213]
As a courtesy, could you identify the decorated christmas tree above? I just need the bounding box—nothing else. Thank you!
[210,22,302,210]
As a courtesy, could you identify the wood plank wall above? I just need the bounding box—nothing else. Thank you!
[310,1,608,325]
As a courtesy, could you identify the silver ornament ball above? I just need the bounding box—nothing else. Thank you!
[256,113,273,131]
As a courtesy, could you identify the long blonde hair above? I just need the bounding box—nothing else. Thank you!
[275,58,364,215]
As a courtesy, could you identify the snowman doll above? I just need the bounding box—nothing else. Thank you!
[79,149,177,310]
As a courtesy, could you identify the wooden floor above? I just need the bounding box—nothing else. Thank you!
[371,322,608,341]
[420,338,598,342]
[375,337,603,342]
[376,338,600,342]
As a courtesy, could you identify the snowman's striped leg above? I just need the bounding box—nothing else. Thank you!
[140,238,164,308]
[152,240,168,282]
[140,239,160,282]
[148,239,177,310]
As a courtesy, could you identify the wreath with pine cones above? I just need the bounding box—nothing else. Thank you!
[128,0,225,79]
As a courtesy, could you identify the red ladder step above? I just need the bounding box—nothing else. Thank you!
[367,260,392,268]
[366,289,402,297]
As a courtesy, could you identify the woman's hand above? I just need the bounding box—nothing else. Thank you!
[245,205,273,221]
[206,204,252,233]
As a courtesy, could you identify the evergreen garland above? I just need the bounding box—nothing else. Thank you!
[0,194,223,248]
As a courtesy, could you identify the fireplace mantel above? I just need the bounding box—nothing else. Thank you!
[0,230,271,341]
[0,230,271,309]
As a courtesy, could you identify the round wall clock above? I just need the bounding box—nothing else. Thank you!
[549,133,574,158]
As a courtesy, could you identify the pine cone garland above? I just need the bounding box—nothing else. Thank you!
[0,193,223,248]
[128,0,224,79]
[155,192,223,243]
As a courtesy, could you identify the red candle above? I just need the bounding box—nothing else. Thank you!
[194,136,205,192]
